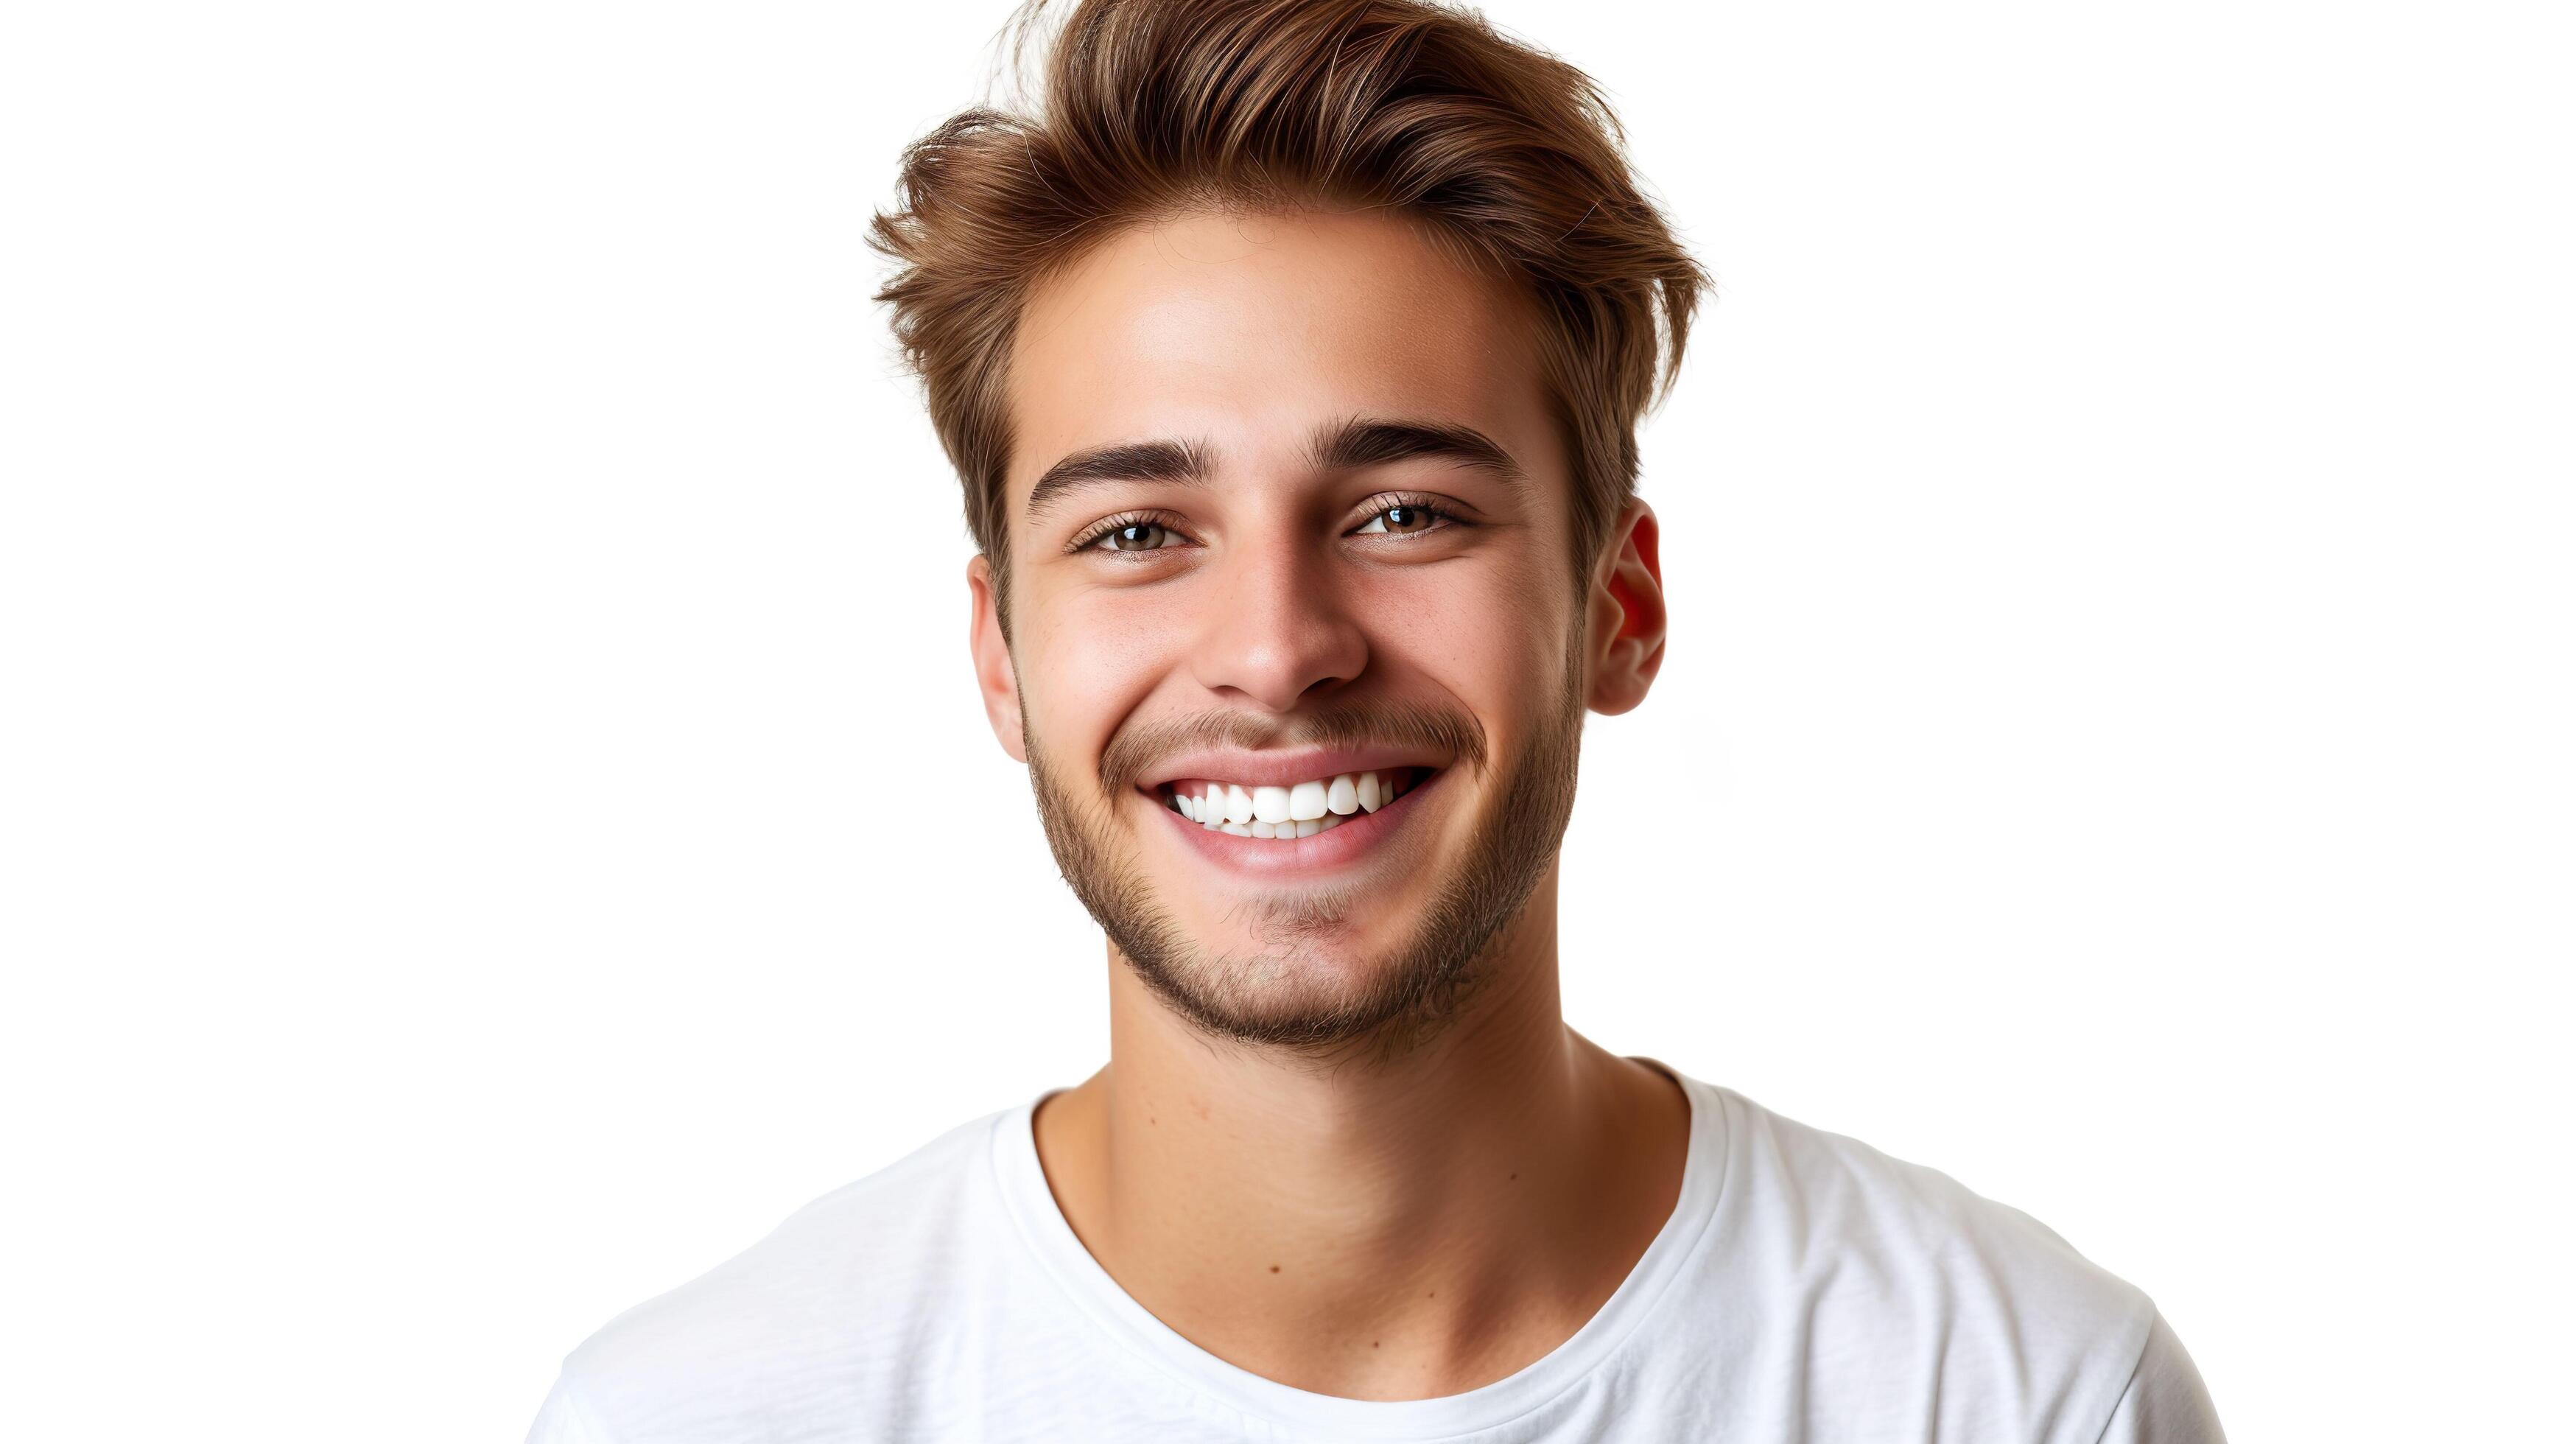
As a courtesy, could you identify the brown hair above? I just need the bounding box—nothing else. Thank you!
[871,0,1706,611]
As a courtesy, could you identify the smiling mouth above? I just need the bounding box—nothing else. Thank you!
[1158,768,1428,840]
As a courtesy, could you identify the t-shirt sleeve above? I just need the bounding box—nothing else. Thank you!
[2094,1309,2226,1444]
[524,1373,611,1444]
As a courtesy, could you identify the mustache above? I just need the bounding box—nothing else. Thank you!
[1096,699,1489,796]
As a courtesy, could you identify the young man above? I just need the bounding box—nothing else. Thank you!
[529,1,2225,1439]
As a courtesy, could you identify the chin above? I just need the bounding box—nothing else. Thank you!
[1168,899,1391,975]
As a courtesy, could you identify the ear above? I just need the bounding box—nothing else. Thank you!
[966,554,1028,763]
[1585,500,1668,716]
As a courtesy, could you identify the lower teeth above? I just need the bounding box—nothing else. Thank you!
[1225,814,1343,839]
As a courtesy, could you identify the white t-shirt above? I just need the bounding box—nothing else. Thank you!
[527,1065,2225,1442]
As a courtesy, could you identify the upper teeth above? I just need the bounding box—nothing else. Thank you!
[1167,770,1411,838]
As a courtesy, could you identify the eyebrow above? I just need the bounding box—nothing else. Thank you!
[1309,416,1525,483]
[1021,416,1522,520]
[1025,439,1212,519]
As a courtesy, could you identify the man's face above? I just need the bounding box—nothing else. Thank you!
[975,208,1606,1055]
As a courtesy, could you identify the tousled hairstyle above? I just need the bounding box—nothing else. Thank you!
[871,0,1707,612]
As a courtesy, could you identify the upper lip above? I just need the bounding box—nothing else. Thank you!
[1136,746,1451,791]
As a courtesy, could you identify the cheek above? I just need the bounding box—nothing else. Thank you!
[1015,583,1188,762]
[1355,554,1576,714]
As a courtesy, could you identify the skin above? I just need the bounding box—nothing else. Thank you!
[965,206,1686,1401]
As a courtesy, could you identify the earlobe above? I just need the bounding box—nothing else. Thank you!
[966,554,1029,763]
[1587,501,1668,717]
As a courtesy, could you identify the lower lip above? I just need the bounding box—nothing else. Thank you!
[1155,771,1442,873]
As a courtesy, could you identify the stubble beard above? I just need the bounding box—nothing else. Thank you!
[1024,648,1586,1068]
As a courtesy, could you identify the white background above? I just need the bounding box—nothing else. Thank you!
[3,1,2568,1438]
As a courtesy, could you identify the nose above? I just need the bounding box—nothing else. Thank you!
[1189,537,1370,713]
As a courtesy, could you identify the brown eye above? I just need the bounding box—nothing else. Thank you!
[1355,503,1444,536]
[1105,522,1170,551]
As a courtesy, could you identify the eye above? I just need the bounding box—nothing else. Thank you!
[1075,515,1191,554]
[1098,521,1174,552]
[1352,501,1450,536]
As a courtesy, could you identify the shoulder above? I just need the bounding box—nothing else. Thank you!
[1713,1083,2150,1314]
[536,1107,1017,1442]
[1692,1081,2169,1437]
[2096,1308,2229,1443]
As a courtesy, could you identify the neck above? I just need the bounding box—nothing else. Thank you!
[1031,870,1691,1401]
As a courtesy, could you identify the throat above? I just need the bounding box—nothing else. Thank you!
[1029,1032,1682,1403]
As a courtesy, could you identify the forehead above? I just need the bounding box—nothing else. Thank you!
[1006,208,1551,497]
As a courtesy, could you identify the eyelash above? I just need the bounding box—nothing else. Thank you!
[1349,492,1461,539]
[1066,494,1467,555]
[1067,511,1190,555]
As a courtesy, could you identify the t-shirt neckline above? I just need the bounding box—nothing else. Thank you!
[986,1057,1729,1440]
